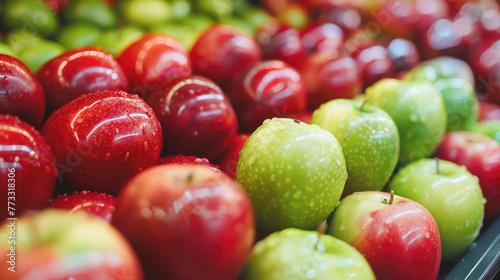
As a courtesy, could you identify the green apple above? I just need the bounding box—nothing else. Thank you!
[240,228,375,280]
[0,43,18,58]
[56,23,101,49]
[18,40,65,72]
[171,0,191,20]
[311,99,399,196]
[388,158,485,261]
[467,120,500,143]
[6,29,42,53]
[2,0,59,38]
[365,78,447,165]
[406,56,476,86]
[150,22,199,50]
[62,0,117,29]
[94,25,144,56]
[0,210,143,279]
[236,118,347,232]
[119,0,172,27]
[191,0,234,20]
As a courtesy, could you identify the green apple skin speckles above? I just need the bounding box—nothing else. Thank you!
[365,78,447,165]
[240,228,375,280]
[236,118,347,233]
[388,158,485,261]
[311,99,400,197]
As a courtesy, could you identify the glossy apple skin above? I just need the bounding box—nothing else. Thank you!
[241,228,375,280]
[146,75,237,161]
[47,190,118,223]
[116,34,191,99]
[157,154,223,174]
[388,158,485,261]
[216,133,250,178]
[41,90,163,195]
[365,79,447,165]
[36,47,129,114]
[300,22,344,54]
[257,22,307,69]
[386,38,421,73]
[230,60,307,132]
[405,56,476,88]
[317,5,362,37]
[300,52,362,111]
[190,24,262,91]
[0,115,57,222]
[327,191,441,280]
[437,131,500,222]
[370,0,418,40]
[311,99,400,197]
[112,164,255,280]
[236,118,347,233]
[0,54,45,129]
[0,210,143,280]
[351,44,395,88]
[468,39,500,104]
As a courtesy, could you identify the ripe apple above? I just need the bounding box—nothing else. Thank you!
[327,191,441,280]
[479,101,500,121]
[156,154,222,174]
[216,133,250,178]
[240,228,375,280]
[311,99,399,196]
[0,115,57,222]
[41,90,163,195]
[0,210,143,280]
[47,191,118,223]
[388,158,485,261]
[236,118,347,232]
[407,56,476,87]
[0,54,45,129]
[112,164,255,280]
[437,131,500,222]
[365,78,447,165]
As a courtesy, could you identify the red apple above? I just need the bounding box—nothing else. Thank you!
[0,54,46,129]
[300,52,362,110]
[113,164,255,280]
[414,0,450,33]
[41,89,163,195]
[468,39,500,104]
[386,38,421,73]
[317,5,362,37]
[351,43,395,88]
[0,210,143,280]
[190,24,262,92]
[157,154,223,174]
[116,34,191,99]
[300,22,344,54]
[0,115,57,222]
[37,47,129,114]
[327,191,441,280]
[47,190,118,223]
[437,131,500,222]
[230,60,307,132]
[216,133,250,178]
[146,75,237,161]
[479,101,500,121]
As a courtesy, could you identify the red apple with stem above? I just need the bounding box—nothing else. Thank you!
[0,54,46,129]
[437,131,500,222]
[327,191,441,280]
[116,34,191,100]
[41,89,163,195]
[0,115,57,222]
[37,47,129,115]
[229,60,307,132]
[47,190,118,223]
[113,164,255,280]
[146,75,237,161]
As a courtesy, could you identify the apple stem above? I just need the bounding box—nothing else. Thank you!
[186,172,194,183]
[383,190,395,205]
[294,118,300,124]
[435,157,440,174]
[360,97,371,111]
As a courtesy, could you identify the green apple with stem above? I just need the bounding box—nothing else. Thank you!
[240,228,375,280]
[388,158,485,261]
[311,98,399,196]
[365,78,447,165]
[236,118,347,233]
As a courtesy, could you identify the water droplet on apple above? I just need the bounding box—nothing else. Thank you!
[143,141,149,151]
[105,152,111,160]
[124,152,130,162]
[293,190,303,199]
[142,125,148,135]
[76,118,83,124]
[269,174,276,181]
[284,191,290,198]
[1,76,8,84]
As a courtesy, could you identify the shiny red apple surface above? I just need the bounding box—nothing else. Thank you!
[0,115,57,222]
[190,24,262,91]
[0,54,46,129]
[216,133,250,178]
[230,60,307,132]
[351,44,395,88]
[116,34,191,99]
[37,47,129,114]
[157,154,223,174]
[113,164,255,280]
[41,90,163,195]
[146,75,238,161]
[437,131,500,222]
[300,22,344,54]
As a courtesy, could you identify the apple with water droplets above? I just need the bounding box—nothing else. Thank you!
[236,118,347,233]
[388,158,485,261]
[311,99,400,196]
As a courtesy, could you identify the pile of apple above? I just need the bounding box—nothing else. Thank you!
[1,0,500,279]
